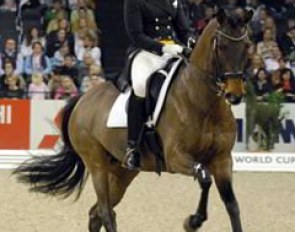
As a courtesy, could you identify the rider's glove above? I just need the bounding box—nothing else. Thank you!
[162,44,184,56]
[187,36,197,49]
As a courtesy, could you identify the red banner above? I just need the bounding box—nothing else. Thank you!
[0,100,30,149]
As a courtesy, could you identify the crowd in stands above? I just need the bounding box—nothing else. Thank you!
[0,0,104,100]
[0,0,295,103]
[184,0,295,102]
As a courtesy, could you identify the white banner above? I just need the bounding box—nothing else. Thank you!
[233,152,295,172]
[30,100,65,149]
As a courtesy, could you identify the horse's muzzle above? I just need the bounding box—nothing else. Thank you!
[225,93,243,105]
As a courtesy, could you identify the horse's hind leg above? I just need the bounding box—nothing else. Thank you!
[91,167,118,232]
[90,161,138,232]
[184,164,212,232]
[211,157,243,232]
[89,203,103,232]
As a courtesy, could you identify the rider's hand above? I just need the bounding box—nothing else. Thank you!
[162,44,184,56]
[187,36,197,49]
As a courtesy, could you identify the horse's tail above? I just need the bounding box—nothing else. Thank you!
[13,95,87,200]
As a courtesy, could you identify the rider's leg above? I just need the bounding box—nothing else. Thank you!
[122,91,146,169]
[123,51,168,169]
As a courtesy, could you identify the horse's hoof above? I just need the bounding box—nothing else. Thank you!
[183,217,198,232]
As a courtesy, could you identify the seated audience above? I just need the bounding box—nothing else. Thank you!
[24,42,52,77]
[253,68,272,101]
[54,75,78,99]
[28,72,50,99]
[0,75,25,99]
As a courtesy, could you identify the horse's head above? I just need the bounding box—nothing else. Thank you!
[215,8,253,104]
[192,8,253,105]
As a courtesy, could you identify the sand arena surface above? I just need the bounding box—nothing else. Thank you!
[0,171,294,232]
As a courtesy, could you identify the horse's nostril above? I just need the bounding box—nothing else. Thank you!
[225,93,232,99]
[225,93,242,105]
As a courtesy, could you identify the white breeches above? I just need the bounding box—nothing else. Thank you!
[131,50,173,98]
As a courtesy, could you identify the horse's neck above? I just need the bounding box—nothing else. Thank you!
[177,64,222,116]
[179,22,221,113]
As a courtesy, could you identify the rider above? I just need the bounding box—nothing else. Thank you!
[123,0,196,170]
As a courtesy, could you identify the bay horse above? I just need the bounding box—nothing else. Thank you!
[14,9,253,232]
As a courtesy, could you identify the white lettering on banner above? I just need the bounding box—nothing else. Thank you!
[232,152,295,172]
[0,105,12,124]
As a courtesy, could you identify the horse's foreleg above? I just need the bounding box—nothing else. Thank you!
[212,158,243,232]
[184,164,212,232]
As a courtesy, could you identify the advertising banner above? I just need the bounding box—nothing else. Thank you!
[0,100,30,149]
[0,100,294,171]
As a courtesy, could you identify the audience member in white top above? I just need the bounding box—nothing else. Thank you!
[0,0,17,12]
[76,32,101,67]
[21,27,46,58]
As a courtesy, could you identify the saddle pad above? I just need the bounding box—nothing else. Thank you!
[107,58,183,128]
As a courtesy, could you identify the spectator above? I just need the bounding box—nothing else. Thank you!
[193,3,215,33]
[71,6,97,33]
[246,53,265,77]
[44,0,67,28]
[0,75,25,99]
[249,6,269,42]
[264,45,283,72]
[256,28,278,60]
[262,16,277,35]
[89,73,105,87]
[280,68,295,102]
[270,71,283,93]
[21,27,46,58]
[89,64,102,76]
[46,10,68,34]
[69,0,95,10]
[78,51,95,80]
[51,41,71,68]
[0,61,26,90]
[271,58,292,84]
[24,41,52,76]
[57,54,79,86]
[279,26,295,62]
[28,72,49,99]
[253,67,272,101]
[48,69,61,98]
[1,38,23,75]
[46,21,74,57]
[80,75,91,93]
[76,31,101,66]
[0,0,17,12]
[54,75,78,99]
[80,72,105,93]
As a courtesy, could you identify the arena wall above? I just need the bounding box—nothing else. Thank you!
[0,100,294,171]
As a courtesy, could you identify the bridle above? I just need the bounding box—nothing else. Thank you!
[213,29,248,87]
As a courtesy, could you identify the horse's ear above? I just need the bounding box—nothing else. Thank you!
[216,8,227,26]
[244,9,254,24]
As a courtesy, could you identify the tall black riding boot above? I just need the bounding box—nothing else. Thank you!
[122,92,145,170]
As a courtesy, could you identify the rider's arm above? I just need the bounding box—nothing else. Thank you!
[173,0,194,45]
[124,0,164,55]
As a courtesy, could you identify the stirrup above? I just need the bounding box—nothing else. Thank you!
[122,147,141,170]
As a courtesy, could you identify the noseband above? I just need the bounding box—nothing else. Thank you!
[213,29,248,87]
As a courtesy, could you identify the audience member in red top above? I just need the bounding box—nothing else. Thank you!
[280,68,295,102]
[54,75,78,100]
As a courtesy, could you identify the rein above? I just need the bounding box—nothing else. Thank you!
[216,30,248,42]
